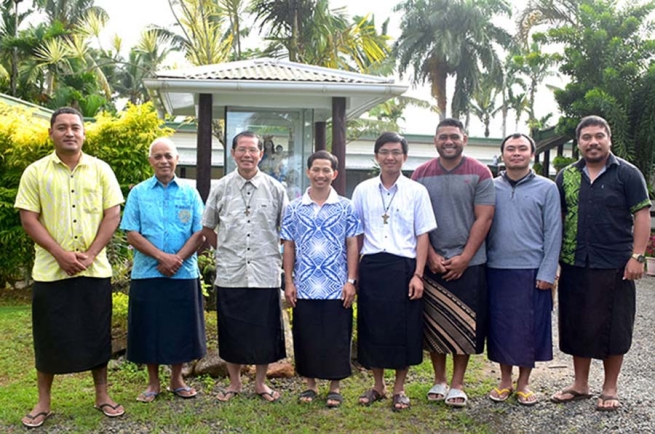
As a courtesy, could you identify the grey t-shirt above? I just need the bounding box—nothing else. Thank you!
[412,157,495,266]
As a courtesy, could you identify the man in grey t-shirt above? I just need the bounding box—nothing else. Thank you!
[412,118,495,407]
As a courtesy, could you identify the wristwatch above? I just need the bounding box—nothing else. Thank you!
[631,253,646,263]
[347,278,357,285]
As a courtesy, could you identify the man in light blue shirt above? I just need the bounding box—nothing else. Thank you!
[120,138,206,403]
[281,151,362,408]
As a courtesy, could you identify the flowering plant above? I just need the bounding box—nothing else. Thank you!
[646,233,655,257]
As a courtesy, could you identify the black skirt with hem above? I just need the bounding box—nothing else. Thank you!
[216,286,286,365]
[32,277,112,374]
[293,299,352,380]
[127,278,206,365]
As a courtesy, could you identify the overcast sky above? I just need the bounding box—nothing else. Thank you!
[39,0,562,137]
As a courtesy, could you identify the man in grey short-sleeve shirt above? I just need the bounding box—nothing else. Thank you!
[202,131,288,403]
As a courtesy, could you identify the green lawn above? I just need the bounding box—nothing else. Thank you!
[0,302,496,433]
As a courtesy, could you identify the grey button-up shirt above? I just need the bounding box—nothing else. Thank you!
[202,169,288,288]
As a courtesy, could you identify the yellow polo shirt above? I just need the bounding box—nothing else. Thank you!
[14,152,124,282]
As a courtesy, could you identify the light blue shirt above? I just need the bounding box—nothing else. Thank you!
[121,176,204,279]
[280,188,362,299]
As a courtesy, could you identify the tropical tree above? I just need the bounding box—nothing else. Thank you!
[516,0,581,45]
[546,0,655,180]
[252,0,390,73]
[33,0,108,29]
[394,0,513,120]
[218,0,249,60]
[152,0,233,66]
[470,72,501,137]
[511,40,559,128]
[250,0,315,62]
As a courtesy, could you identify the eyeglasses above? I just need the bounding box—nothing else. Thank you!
[234,147,260,155]
[377,150,404,156]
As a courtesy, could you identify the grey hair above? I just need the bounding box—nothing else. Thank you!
[148,137,178,157]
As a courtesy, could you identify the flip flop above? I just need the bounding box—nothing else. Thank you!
[257,389,281,403]
[326,391,343,408]
[596,394,621,412]
[217,389,240,402]
[489,387,514,402]
[136,391,159,403]
[550,388,592,403]
[516,390,538,406]
[359,388,386,406]
[169,386,198,399]
[392,393,411,411]
[298,389,318,403]
[427,383,448,402]
[445,388,468,408]
[21,411,53,428]
[94,402,125,418]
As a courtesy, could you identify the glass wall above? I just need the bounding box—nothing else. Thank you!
[225,108,314,199]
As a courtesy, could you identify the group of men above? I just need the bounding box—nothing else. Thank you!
[15,107,648,428]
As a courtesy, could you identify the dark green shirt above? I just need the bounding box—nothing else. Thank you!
[556,154,650,268]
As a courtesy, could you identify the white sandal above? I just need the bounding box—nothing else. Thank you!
[445,388,468,407]
[427,383,448,401]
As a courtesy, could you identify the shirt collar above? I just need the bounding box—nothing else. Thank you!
[50,151,87,167]
[574,153,619,170]
[376,173,407,191]
[301,187,339,205]
[234,169,263,189]
[501,169,535,185]
[147,175,179,189]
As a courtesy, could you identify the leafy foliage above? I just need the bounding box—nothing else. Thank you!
[546,0,655,180]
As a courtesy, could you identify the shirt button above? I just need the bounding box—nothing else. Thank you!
[247,220,250,223]
[72,204,76,208]
[73,219,77,223]
[71,190,75,193]
[247,234,250,237]
[247,248,250,251]
[74,236,78,239]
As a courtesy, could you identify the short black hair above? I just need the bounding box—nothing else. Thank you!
[50,107,84,127]
[374,132,408,154]
[576,115,611,140]
[307,150,338,170]
[500,133,536,153]
[436,118,466,135]
[232,131,262,150]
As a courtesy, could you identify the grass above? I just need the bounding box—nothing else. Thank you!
[0,300,496,433]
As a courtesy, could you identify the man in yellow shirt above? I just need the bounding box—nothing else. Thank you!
[14,107,125,428]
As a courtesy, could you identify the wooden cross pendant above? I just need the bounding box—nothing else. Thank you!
[244,207,250,216]
[382,213,389,224]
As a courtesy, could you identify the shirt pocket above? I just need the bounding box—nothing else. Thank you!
[174,199,193,232]
[82,186,101,214]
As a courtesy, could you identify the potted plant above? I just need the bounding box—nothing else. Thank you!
[645,233,655,276]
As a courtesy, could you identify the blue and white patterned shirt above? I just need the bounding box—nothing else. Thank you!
[280,187,362,300]
[120,176,204,279]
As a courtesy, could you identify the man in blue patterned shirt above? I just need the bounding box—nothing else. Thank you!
[120,138,206,403]
[280,151,362,408]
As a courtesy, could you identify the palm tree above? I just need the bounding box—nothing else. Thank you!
[470,73,501,137]
[252,0,389,72]
[250,0,315,62]
[150,0,233,66]
[34,0,108,29]
[511,42,558,128]
[394,0,513,120]
[218,0,249,60]
[516,0,581,46]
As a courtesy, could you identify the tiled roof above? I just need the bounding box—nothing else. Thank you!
[155,58,394,84]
